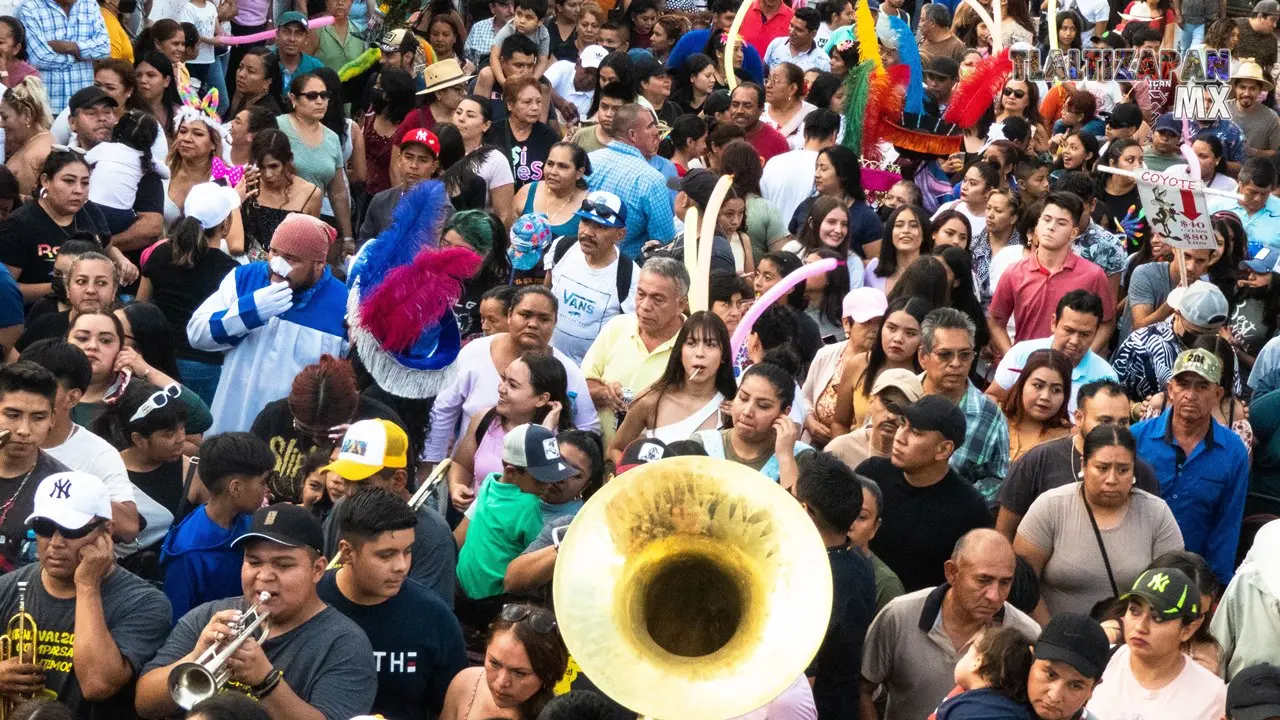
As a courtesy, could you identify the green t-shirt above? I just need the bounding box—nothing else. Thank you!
[457,473,545,600]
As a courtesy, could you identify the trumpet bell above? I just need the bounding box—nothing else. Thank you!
[168,661,220,710]
[552,456,834,720]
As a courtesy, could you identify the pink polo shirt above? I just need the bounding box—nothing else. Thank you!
[990,251,1115,343]
[739,0,795,57]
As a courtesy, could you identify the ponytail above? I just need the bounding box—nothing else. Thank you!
[168,216,211,268]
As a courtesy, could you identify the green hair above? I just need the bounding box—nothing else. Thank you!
[444,209,496,255]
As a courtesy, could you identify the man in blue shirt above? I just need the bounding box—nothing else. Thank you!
[1131,348,1250,584]
[586,104,676,258]
[274,12,324,93]
[1228,158,1280,248]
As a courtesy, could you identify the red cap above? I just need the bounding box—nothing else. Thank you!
[399,128,441,155]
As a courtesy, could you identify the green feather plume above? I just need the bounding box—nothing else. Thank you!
[841,60,875,156]
[339,47,382,82]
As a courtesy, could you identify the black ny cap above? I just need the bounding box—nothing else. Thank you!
[232,503,325,555]
[1108,102,1143,129]
[1034,613,1112,681]
[902,395,967,447]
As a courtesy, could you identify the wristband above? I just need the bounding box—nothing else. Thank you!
[251,668,283,699]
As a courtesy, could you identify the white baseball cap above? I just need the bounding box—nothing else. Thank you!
[842,287,888,323]
[322,419,410,481]
[183,182,242,230]
[579,44,609,69]
[26,471,113,531]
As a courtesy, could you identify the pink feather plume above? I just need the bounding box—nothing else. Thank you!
[360,246,483,353]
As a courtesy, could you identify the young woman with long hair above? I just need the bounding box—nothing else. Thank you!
[1001,348,1073,461]
[444,96,517,226]
[864,205,932,294]
[441,209,512,341]
[230,46,285,115]
[237,129,322,253]
[611,311,738,461]
[133,53,182,141]
[804,248,851,343]
[671,53,718,114]
[448,352,575,510]
[831,295,935,434]
[362,68,416,198]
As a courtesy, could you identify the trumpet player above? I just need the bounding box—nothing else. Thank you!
[0,471,173,718]
[136,503,376,720]
[317,487,466,720]
[319,420,456,607]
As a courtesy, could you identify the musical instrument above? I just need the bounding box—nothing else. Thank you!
[325,459,453,571]
[168,592,271,710]
[552,456,833,720]
[0,581,38,720]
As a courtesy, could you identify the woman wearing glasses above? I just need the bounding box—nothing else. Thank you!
[441,603,568,720]
[65,309,211,434]
[994,78,1049,155]
[94,379,194,537]
[275,72,353,248]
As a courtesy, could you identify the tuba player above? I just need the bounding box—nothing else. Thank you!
[0,471,172,719]
[135,503,376,720]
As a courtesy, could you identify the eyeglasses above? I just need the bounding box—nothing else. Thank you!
[500,604,557,633]
[931,348,976,366]
[129,383,182,423]
[296,90,331,101]
[1002,87,1027,99]
[33,518,105,540]
[580,199,618,221]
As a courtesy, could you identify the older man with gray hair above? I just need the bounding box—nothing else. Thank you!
[586,104,676,259]
[919,307,1009,505]
[581,257,689,442]
[917,3,966,64]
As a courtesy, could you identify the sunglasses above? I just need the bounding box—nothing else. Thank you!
[129,383,182,423]
[33,518,105,540]
[580,199,618,221]
[932,348,977,366]
[296,90,331,101]
[1002,87,1027,99]
[500,604,557,633]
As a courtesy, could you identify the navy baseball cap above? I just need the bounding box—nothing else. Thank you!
[574,191,627,229]
[502,424,577,483]
[901,395,967,448]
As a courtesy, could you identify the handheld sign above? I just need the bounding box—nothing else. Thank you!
[1135,170,1216,251]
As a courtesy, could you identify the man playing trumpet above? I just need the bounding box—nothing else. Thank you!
[0,471,172,718]
[136,504,376,720]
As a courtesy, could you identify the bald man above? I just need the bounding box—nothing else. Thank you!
[859,529,1041,720]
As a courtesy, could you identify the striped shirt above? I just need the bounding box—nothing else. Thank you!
[1112,317,1180,401]
[463,18,504,68]
[20,0,110,114]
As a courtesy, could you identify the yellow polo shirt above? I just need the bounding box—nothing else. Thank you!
[581,313,677,445]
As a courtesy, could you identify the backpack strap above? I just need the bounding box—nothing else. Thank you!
[474,407,500,446]
[551,235,579,266]
[616,253,634,303]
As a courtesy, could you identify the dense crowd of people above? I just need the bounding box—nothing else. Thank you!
[0,0,1273,715]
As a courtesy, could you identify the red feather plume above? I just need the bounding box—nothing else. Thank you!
[862,65,909,162]
[943,49,1014,130]
[360,246,483,353]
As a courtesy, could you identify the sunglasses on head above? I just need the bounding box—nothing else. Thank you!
[130,383,182,423]
[296,90,331,101]
[1003,87,1027,99]
[33,518,105,540]
[500,604,557,633]
[580,199,618,221]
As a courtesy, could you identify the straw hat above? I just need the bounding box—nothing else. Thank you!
[417,58,473,96]
[1231,60,1274,90]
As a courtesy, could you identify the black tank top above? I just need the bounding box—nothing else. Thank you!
[130,459,187,524]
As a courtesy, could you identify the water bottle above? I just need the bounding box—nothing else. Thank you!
[19,529,36,565]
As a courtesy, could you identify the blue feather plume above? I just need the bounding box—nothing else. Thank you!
[349,179,449,292]
[890,16,924,115]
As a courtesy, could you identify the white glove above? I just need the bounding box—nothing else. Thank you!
[249,281,293,321]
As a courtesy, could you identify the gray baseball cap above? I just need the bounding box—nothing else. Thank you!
[1169,280,1229,328]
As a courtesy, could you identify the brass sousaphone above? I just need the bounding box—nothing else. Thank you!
[553,456,834,720]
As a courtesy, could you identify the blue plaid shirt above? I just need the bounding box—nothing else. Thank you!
[20,0,110,114]
[950,382,1011,505]
[587,142,676,258]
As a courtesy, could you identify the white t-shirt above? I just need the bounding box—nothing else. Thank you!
[1066,0,1111,43]
[546,239,639,365]
[45,424,135,504]
[53,107,171,163]
[760,149,818,229]
[545,60,595,119]
[1086,645,1226,720]
[181,0,219,65]
[934,199,987,239]
[477,148,516,206]
[86,142,146,211]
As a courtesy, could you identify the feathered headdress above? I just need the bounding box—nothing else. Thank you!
[880,16,963,157]
[943,48,1014,130]
[175,82,230,150]
[347,180,482,398]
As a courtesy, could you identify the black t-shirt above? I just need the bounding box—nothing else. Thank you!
[787,306,823,369]
[317,571,467,719]
[141,242,239,364]
[856,456,994,592]
[0,201,111,287]
[14,309,70,352]
[249,395,407,482]
[25,295,60,324]
[997,435,1161,517]
[486,121,560,189]
[0,452,70,572]
[808,546,876,720]
[1094,184,1149,253]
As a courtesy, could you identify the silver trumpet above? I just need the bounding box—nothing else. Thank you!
[168,592,272,709]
